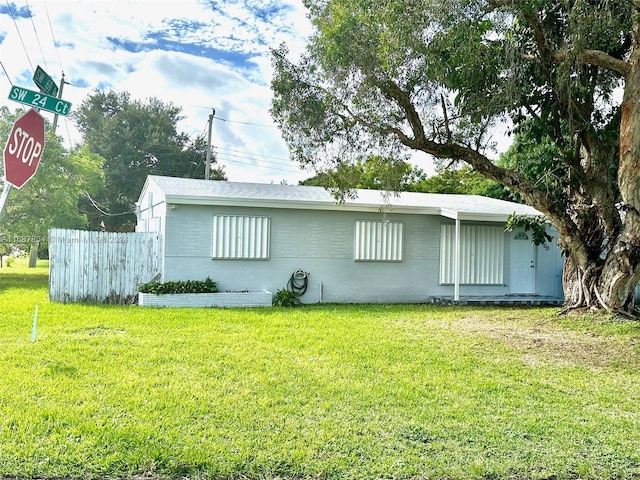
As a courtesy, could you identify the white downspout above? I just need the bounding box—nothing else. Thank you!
[454,217,460,302]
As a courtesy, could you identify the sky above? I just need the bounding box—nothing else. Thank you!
[0,0,318,184]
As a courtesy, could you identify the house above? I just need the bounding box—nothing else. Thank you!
[136,175,564,304]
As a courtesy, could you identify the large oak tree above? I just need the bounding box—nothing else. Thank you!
[74,90,226,231]
[271,0,640,314]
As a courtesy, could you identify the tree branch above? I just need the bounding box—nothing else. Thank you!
[498,2,630,76]
[524,11,554,74]
[376,78,428,145]
[440,94,452,142]
[552,49,630,77]
[487,0,517,7]
[521,49,630,77]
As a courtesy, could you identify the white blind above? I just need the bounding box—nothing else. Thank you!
[354,220,404,262]
[212,215,270,259]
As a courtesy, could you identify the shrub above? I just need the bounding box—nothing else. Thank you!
[139,277,218,295]
[272,288,301,307]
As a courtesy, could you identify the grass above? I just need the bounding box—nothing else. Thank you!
[2,258,640,479]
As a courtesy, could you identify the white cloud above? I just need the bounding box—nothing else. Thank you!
[0,0,312,184]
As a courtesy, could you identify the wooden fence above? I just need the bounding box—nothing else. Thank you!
[49,229,161,304]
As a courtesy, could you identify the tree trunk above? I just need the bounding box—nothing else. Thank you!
[558,7,640,315]
[28,239,39,268]
[562,255,640,314]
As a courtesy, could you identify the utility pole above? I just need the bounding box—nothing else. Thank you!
[205,108,215,180]
[52,72,66,133]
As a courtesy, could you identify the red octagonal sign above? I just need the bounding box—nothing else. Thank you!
[3,108,45,189]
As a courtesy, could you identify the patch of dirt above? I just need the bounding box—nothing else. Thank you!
[453,317,640,370]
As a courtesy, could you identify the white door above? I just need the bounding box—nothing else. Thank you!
[510,231,535,294]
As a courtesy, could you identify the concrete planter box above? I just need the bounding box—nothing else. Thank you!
[138,291,272,308]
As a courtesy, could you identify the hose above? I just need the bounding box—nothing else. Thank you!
[287,269,309,296]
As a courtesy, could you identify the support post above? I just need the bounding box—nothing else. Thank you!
[52,73,66,133]
[205,108,215,180]
[454,217,460,302]
[0,180,11,222]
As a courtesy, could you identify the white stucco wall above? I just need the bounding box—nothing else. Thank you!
[157,203,563,304]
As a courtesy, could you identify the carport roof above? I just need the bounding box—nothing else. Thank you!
[141,175,543,222]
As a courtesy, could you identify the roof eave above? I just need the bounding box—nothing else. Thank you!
[164,195,442,214]
[440,209,544,223]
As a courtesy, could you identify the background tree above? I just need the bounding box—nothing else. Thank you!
[271,0,640,314]
[300,155,427,197]
[301,155,504,198]
[74,90,226,231]
[415,163,505,198]
[0,108,104,262]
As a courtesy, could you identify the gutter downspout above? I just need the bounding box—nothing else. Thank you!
[454,217,460,303]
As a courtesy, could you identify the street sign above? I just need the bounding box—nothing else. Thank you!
[33,65,58,97]
[8,85,71,116]
[3,109,45,189]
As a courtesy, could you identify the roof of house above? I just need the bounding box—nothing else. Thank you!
[140,175,543,222]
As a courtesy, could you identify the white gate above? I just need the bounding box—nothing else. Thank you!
[48,229,162,304]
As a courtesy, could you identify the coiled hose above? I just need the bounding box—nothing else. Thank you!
[287,269,309,296]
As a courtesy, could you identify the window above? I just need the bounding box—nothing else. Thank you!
[354,220,404,262]
[440,224,504,284]
[212,215,270,259]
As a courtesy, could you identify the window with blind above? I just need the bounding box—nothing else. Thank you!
[212,215,270,259]
[439,224,504,284]
[354,220,404,262]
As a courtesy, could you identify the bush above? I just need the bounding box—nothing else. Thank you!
[272,288,301,307]
[139,277,218,295]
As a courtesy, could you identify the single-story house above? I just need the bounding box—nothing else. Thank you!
[136,175,564,304]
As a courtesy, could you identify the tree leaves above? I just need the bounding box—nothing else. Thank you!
[73,89,226,231]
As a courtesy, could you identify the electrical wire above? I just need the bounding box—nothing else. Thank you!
[44,2,63,70]
[6,0,33,71]
[0,61,13,86]
[25,0,47,70]
[213,115,277,128]
[214,153,303,174]
[214,150,299,169]
[215,145,292,163]
[84,192,135,216]
[185,122,209,178]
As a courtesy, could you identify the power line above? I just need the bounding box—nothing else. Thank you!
[214,150,299,170]
[84,192,134,216]
[215,145,291,163]
[213,115,277,128]
[215,153,304,174]
[6,0,33,71]
[25,0,47,70]
[44,2,63,70]
[190,105,278,128]
[0,61,13,87]
[186,123,209,178]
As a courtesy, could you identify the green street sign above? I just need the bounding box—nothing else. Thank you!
[33,66,58,97]
[8,85,71,116]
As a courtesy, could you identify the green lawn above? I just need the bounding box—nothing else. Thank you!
[2,258,640,479]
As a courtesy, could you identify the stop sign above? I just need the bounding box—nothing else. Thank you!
[3,108,45,189]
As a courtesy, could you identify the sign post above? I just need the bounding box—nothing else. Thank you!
[0,182,11,222]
